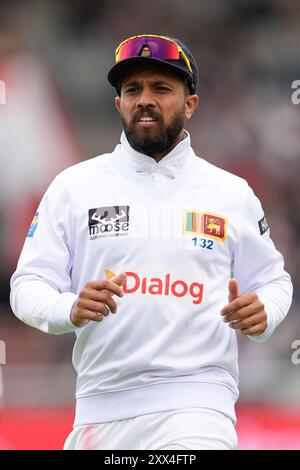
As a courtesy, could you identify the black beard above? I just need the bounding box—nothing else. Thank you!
[121,109,185,157]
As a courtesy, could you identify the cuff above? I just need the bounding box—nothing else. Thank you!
[50,292,79,334]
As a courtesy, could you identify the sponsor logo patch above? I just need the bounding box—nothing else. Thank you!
[183,210,227,241]
[27,212,39,237]
[88,206,129,240]
[258,215,269,235]
[123,271,204,305]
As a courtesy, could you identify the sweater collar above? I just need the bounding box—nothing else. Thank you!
[120,130,193,178]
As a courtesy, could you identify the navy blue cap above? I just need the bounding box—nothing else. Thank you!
[107,35,198,95]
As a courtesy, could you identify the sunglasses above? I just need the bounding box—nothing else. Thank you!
[115,34,193,77]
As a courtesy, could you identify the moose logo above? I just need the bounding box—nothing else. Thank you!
[88,205,130,240]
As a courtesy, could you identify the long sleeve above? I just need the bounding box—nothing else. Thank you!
[10,176,78,335]
[232,185,293,342]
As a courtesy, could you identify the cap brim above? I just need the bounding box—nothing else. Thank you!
[107,56,192,90]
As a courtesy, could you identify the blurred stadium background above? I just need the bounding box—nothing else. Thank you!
[0,0,300,450]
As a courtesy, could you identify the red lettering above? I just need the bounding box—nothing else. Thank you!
[141,277,147,294]
[164,273,170,295]
[122,271,204,305]
[190,283,203,305]
[123,271,140,293]
[149,278,163,295]
[171,280,188,297]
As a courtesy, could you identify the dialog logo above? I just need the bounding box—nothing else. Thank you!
[124,272,204,305]
[89,206,129,240]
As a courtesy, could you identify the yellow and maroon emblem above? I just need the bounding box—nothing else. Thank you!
[183,210,227,241]
[202,213,227,241]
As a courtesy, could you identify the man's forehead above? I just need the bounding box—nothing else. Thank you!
[122,64,183,86]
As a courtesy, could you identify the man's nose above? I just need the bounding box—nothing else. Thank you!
[136,88,156,108]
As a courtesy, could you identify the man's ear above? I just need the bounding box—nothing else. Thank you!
[185,94,199,120]
[115,96,121,112]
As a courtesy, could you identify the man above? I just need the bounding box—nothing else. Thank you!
[10,34,293,450]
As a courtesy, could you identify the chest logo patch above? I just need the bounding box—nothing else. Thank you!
[89,205,130,240]
[183,210,227,241]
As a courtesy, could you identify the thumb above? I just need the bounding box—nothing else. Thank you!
[111,272,127,287]
[228,278,239,302]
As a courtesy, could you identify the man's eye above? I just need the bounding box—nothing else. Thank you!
[125,87,138,93]
[156,86,171,92]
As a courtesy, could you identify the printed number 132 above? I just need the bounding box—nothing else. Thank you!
[192,237,214,250]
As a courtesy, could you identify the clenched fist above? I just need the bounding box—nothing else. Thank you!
[71,272,127,327]
[221,278,267,336]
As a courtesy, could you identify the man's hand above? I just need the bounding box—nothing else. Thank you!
[71,272,126,327]
[220,278,267,336]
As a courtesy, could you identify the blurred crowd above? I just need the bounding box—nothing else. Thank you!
[0,0,299,405]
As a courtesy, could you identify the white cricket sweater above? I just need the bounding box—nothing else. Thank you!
[10,132,293,426]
